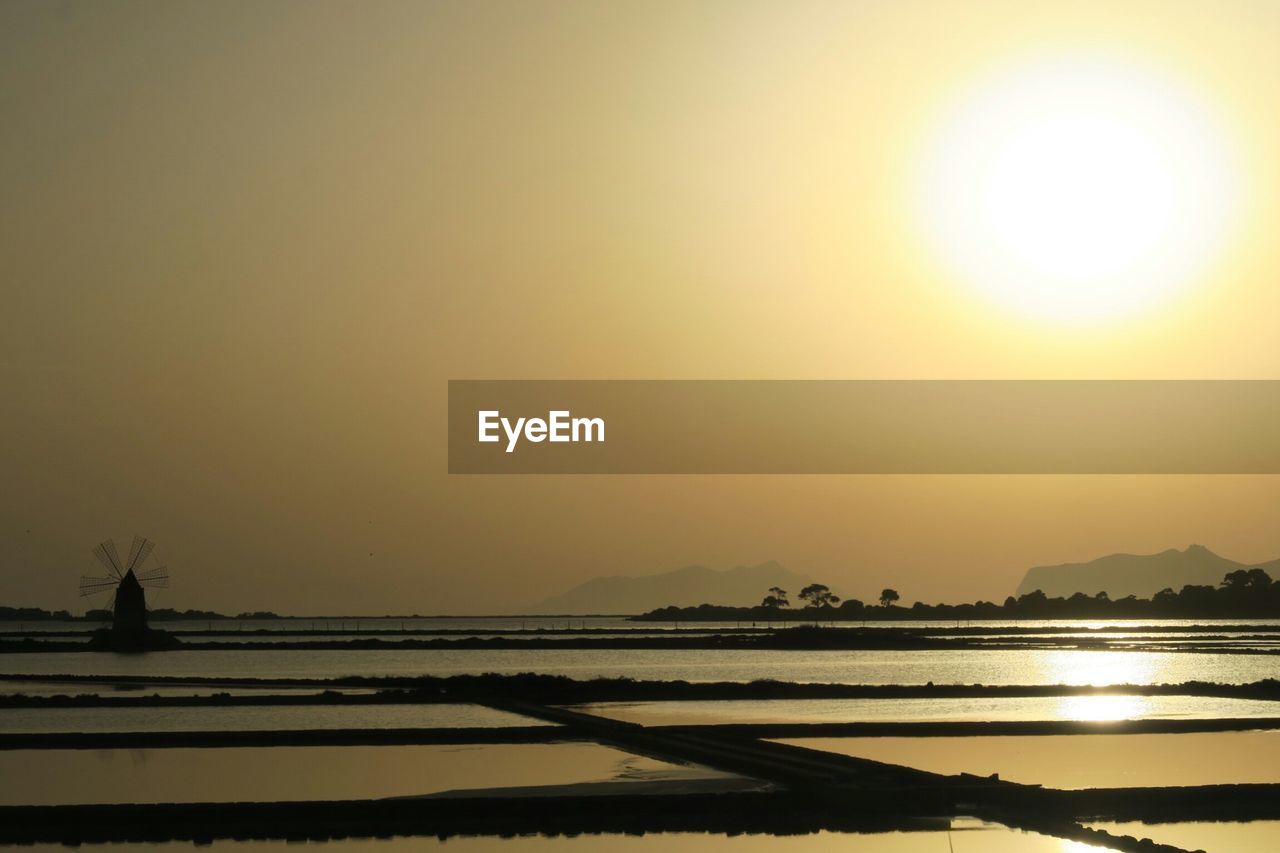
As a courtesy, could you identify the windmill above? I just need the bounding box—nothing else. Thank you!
[79,536,169,636]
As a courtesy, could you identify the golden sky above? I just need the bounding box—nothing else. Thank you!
[3,0,1280,613]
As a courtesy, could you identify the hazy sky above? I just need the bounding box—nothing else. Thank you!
[4,0,1280,615]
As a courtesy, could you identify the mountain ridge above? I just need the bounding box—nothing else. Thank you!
[1015,544,1277,599]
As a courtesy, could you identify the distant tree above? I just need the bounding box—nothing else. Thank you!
[760,586,790,609]
[879,588,900,608]
[1178,584,1216,611]
[1222,568,1273,591]
[1221,570,1249,589]
[1094,591,1110,602]
[799,583,840,609]
[1248,568,1275,588]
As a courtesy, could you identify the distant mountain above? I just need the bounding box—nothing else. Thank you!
[1015,544,1277,599]
[526,561,814,615]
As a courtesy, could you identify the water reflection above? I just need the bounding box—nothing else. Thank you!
[1058,841,1115,853]
[0,647,1271,686]
[1054,694,1147,722]
[1037,649,1157,688]
[1087,820,1280,852]
[0,743,740,806]
[0,702,554,733]
[572,693,1279,725]
[781,731,1280,789]
[7,826,1122,851]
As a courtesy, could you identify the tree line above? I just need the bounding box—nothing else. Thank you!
[0,606,282,622]
[634,568,1280,621]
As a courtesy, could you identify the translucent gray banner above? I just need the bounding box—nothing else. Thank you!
[448,380,1280,474]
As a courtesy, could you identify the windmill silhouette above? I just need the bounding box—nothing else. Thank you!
[79,536,169,637]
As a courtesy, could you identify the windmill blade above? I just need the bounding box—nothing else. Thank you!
[92,541,124,579]
[125,536,144,571]
[79,576,119,597]
[137,565,169,588]
[126,536,156,573]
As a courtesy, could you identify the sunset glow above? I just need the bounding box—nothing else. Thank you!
[915,54,1242,324]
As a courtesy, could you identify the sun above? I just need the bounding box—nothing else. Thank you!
[914,53,1241,324]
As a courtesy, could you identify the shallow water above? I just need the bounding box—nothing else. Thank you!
[1087,820,1280,852]
[779,730,1280,789]
[11,616,1277,633]
[10,823,1120,851]
[124,631,732,643]
[1,631,735,643]
[2,646,1276,686]
[0,702,552,733]
[573,694,1280,726]
[0,678,377,698]
[0,742,731,805]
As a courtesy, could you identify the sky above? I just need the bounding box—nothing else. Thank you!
[3,0,1280,615]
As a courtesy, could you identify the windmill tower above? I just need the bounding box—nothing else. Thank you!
[79,536,169,638]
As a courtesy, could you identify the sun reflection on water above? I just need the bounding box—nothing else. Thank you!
[1036,650,1161,687]
[1037,650,1166,721]
[1055,693,1148,722]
